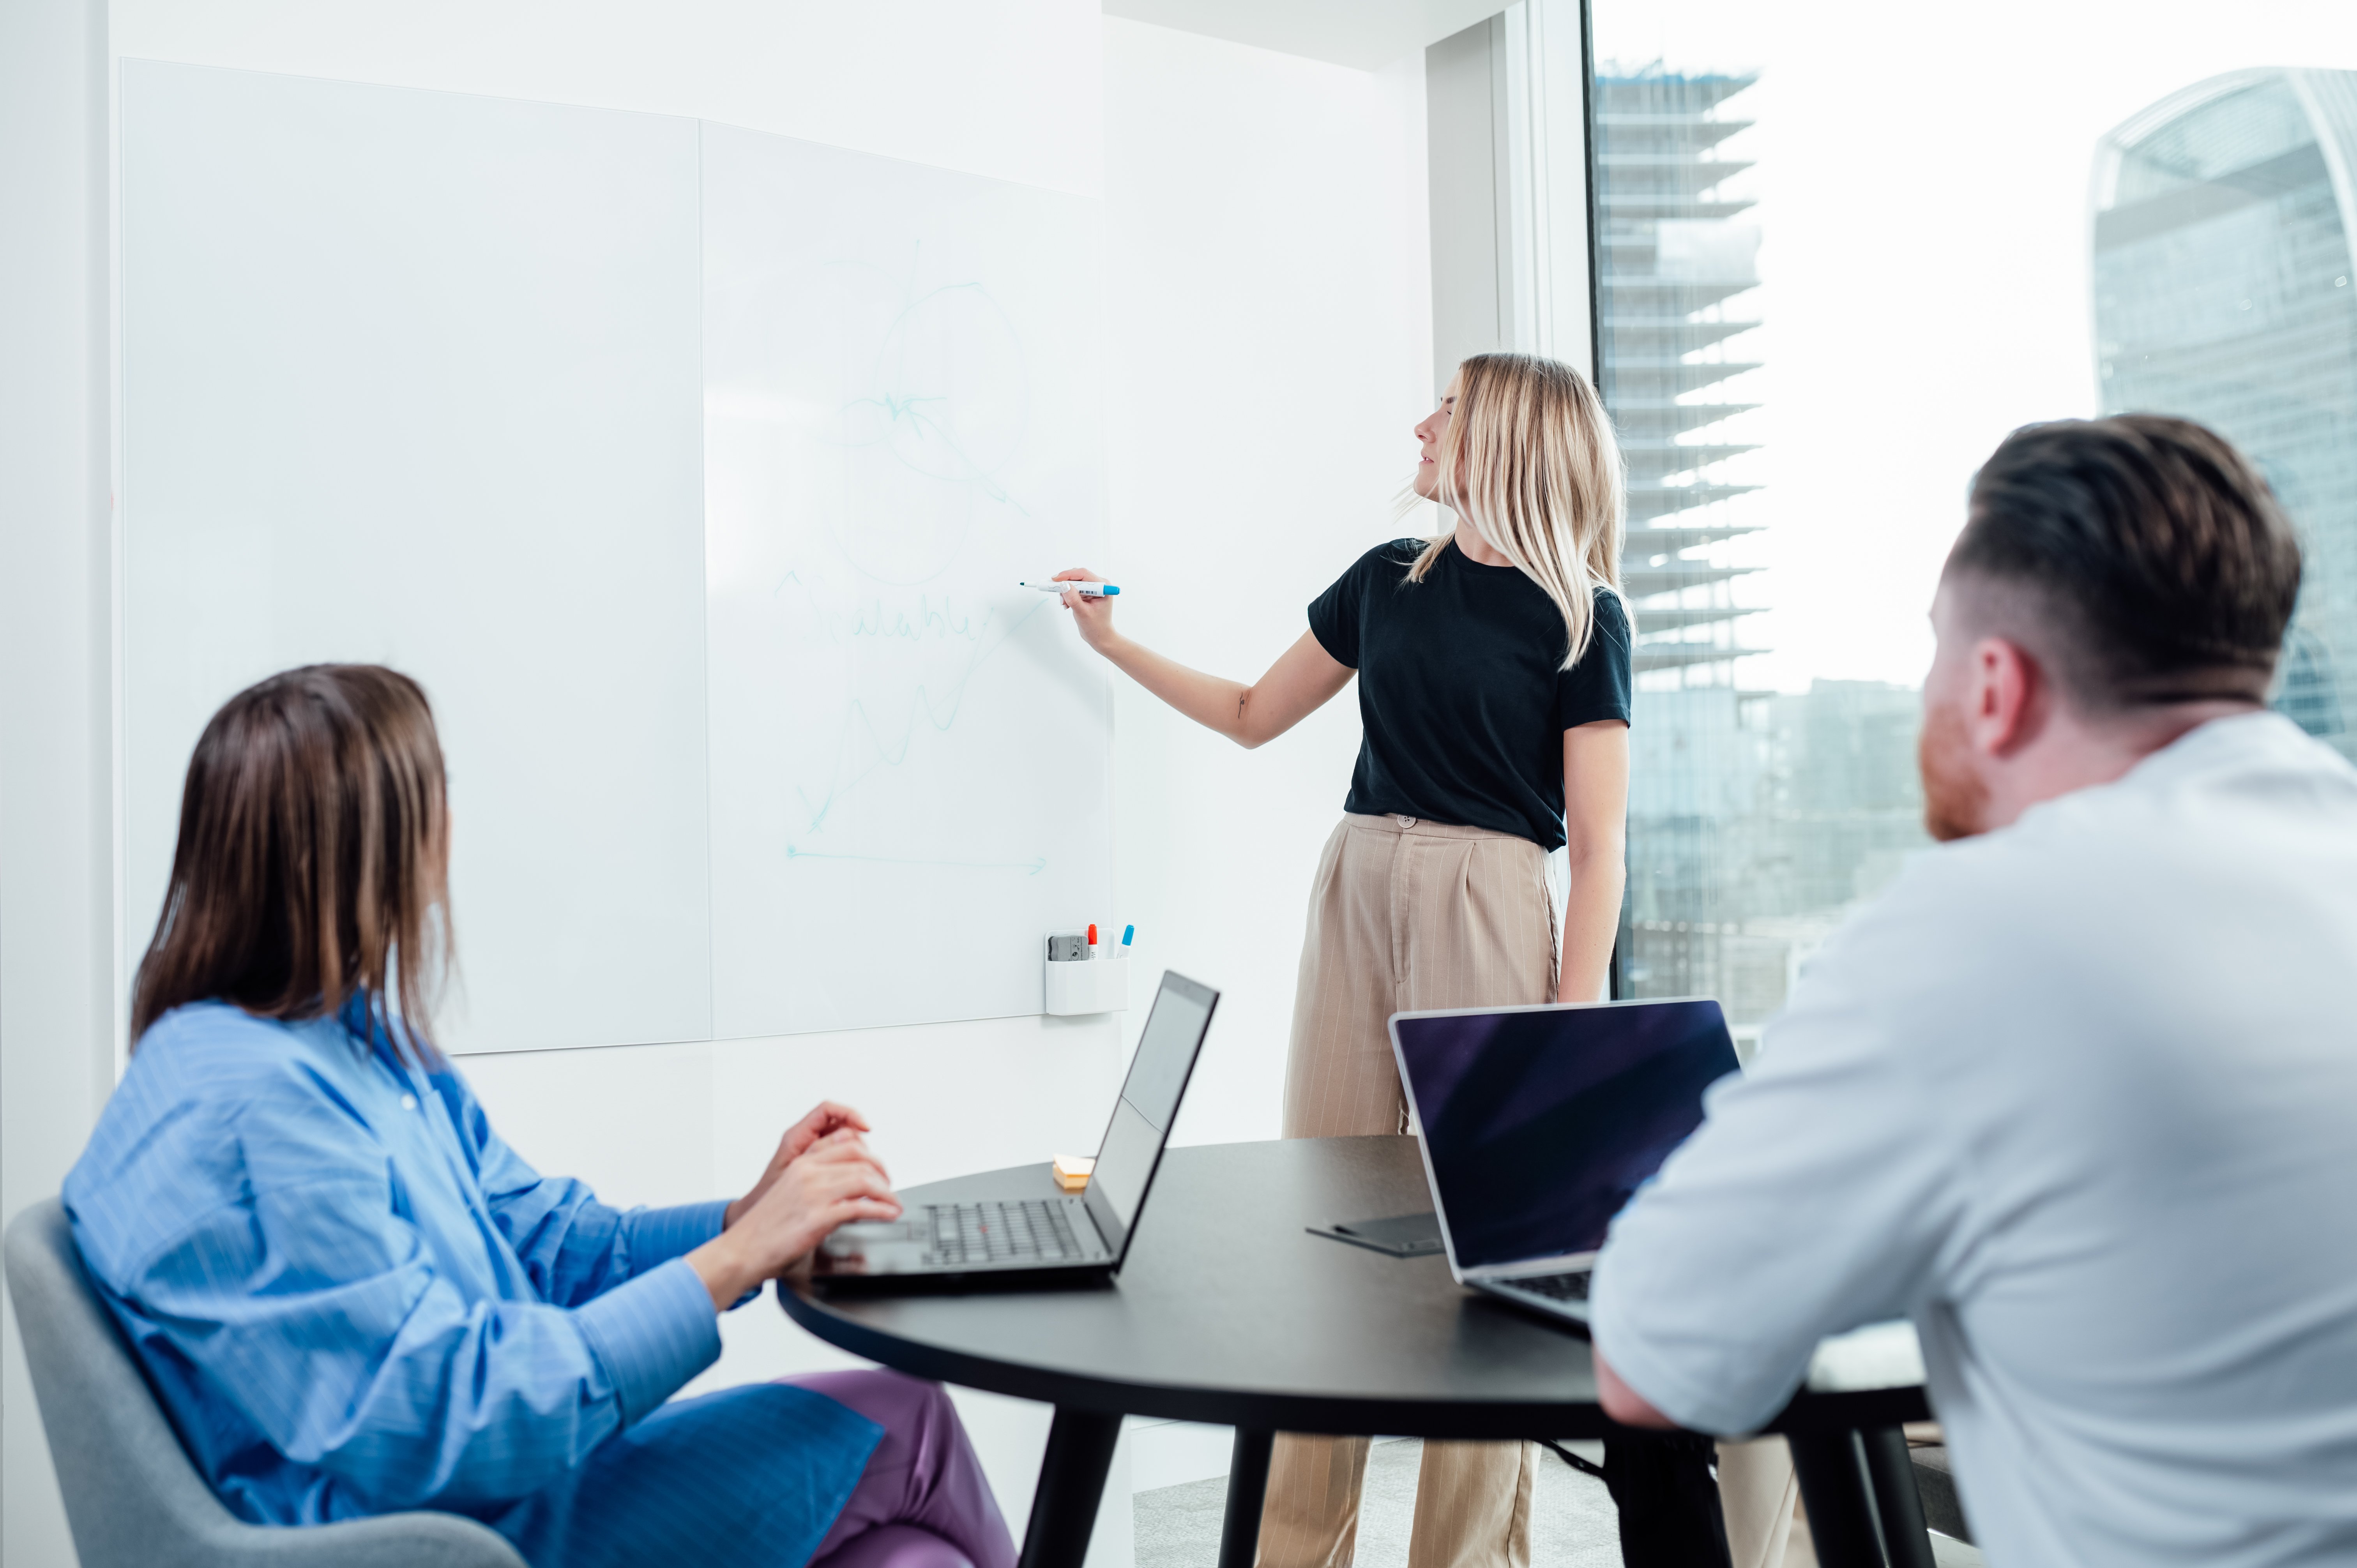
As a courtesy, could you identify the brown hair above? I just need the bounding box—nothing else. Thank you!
[131,664,452,1061]
[1948,414,2301,713]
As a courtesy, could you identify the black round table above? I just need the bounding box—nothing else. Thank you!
[783,1137,1934,1568]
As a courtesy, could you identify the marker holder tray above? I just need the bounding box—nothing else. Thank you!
[1044,958,1129,1016]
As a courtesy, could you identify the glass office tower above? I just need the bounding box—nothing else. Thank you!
[1597,65,1928,1044]
[2092,68,2357,760]
[1595,65,1768,1017]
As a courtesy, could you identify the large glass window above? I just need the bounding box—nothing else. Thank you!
[1586,3,2356,1051]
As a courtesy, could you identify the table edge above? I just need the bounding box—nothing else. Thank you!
[776,1278,1930,1439]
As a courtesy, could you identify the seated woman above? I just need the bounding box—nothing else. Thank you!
[64,664,1014,1568]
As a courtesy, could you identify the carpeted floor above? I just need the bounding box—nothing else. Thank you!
[1133,1439,1985,1568]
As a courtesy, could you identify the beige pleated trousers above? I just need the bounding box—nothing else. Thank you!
[1717,1438,1810,1568]
[1259,814,1556,1568]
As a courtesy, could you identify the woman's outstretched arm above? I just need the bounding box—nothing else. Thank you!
[1560,719,1630,1003]
[1053,569,1353,750]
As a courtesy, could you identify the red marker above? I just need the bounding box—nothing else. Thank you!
[1087,923,1099,959]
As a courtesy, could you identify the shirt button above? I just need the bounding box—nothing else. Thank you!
[399,1093,418,1111]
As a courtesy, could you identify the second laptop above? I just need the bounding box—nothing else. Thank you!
[1390,997,1742,1326]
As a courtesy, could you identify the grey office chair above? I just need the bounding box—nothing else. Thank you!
[4,1198,525,1568]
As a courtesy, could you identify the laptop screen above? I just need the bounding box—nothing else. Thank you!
[1392,1000,1740,1272]
[1083,971,1218,1262]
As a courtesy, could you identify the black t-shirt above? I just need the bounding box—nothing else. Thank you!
[1308,537,1632,852]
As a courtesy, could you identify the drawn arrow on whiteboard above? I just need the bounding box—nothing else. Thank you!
[785,845,1048,875]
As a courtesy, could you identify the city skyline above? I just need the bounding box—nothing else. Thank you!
[1589,26,2357,1037]
[1586,0,2355,697]
[1592,64,1915,1035]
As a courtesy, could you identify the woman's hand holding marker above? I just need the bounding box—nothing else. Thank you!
[1022,579,1118,596]
[1050,569,1120,653]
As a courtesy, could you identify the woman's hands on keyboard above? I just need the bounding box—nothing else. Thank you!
[725,1100,876,1229]
[693,1109,902,1309]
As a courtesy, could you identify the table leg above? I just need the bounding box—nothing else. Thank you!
[1016,1406,1124,1568]
[1786,1430,1885,1568]
[1217,1429,1274,1568]
[1859,1427,1936,1568]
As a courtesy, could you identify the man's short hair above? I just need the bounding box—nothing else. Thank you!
[1946,414,2302,713]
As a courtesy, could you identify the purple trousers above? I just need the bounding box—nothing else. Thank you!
[791,1372,1018,1568]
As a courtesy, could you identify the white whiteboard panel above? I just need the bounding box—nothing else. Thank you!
[701,123,1112,1036]
[120,62,714,1054]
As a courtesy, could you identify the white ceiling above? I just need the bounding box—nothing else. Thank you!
[1100,0,1507,71]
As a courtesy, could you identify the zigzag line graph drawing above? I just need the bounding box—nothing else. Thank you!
[770,570,1051,842]
[700,118,1106,1034]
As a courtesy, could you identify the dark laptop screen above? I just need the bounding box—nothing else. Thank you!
[1393,1000,1740,1271]
[1084,972,1218,1261]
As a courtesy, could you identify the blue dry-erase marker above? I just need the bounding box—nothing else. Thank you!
[1020,580,1119,597]
[1119,925,1134,954]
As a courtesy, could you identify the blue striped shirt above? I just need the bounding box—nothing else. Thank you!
[65,999,878,1566]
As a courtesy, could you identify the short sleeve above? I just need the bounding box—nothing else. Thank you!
[1587,868,1972,1433]
[1557,590,1633,729]
[1309,541,1415,669]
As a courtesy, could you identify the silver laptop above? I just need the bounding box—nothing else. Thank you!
[1388,998,1740,1325]
[811,969,1218,1293]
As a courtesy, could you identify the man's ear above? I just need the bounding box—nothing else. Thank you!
[1968,636,2046,757]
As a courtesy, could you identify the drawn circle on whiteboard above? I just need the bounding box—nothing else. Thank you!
[703,255,1035,586]
[868,283,1029,484]
[823,279,1030,584]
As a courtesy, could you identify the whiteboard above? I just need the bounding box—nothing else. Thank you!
[701,125,1111,1036]
[120,62,714,1055]
[118,62,1112,1052]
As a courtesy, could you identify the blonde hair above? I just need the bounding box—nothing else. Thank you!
[1410,352,1627,668]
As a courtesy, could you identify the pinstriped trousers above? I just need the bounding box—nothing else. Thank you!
[1259,814,1555,1568]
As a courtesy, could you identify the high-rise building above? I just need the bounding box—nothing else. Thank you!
[1595,66,1765,682]
[2092,68,2357,759]
[1593,65,1770,1012]
[1596,67,1932,1043]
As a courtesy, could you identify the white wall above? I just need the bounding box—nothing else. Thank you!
[1097,16,1436,1510]
[2,0,114,1562]
[108,0,1104,197]
[1101,18,1433,1151]
[1104,0,1504,72]
[0,5,1433,1564]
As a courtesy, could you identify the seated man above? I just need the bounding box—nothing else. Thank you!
[1588,415,2357,1565]
[65,663,1013,1568]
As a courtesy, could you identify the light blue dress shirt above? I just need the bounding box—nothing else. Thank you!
[1592,715,2357,1566]
[64,998,879,1568]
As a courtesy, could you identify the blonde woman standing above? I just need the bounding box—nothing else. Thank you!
[1055,353,1631,1568]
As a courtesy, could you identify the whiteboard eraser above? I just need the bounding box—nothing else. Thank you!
[1052,1154,1095,1191]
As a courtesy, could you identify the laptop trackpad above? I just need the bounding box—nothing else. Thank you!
[817,1221,931,1274]
[1306,1211,1445,1257]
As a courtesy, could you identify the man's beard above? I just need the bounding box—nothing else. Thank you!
[1919,699,1990,843]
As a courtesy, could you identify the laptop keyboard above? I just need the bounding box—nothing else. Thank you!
[924,1200,1084,1265]
[1502,1270,1592,1303]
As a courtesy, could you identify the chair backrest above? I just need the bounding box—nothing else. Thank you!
[5,1197,529,1568]
[4,1197,253,1566]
